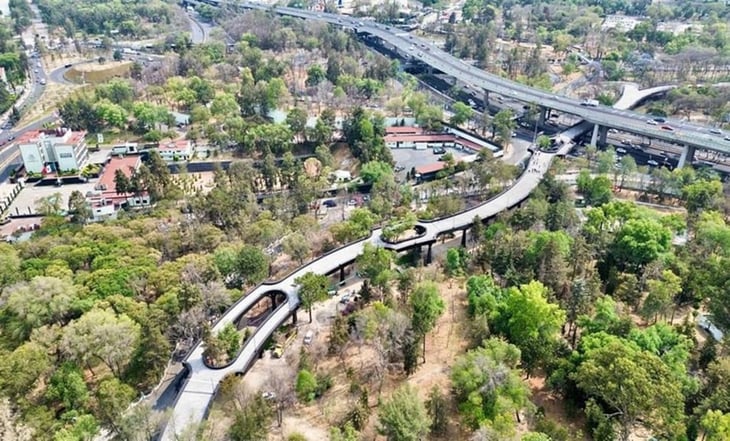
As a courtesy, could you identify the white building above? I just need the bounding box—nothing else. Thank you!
[17,128,88,175]
[155,139,193,162]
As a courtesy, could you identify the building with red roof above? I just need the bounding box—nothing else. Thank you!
[17,128,89,175]
[89,155,149,221]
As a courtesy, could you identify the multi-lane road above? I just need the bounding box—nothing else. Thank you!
[216,1,729,156]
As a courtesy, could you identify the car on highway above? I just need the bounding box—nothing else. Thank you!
[660,125,674,131]
[652,117,666,123]
[709,128,723,135]
[646,119,658,125]
[725,136,730,142]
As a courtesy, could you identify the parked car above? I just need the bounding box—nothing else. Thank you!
[647,159,659,166]
[322,199,337,208]
[616,147,627,154]
[432,147,445,154]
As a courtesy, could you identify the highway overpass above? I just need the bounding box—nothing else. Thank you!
[203,0,729,166]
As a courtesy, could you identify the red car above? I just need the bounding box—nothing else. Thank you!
[661,125,674,131]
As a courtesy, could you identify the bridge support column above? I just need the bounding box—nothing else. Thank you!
[483,90,489,110]
[589,124,600,147]
[291,309,298,325]
[461,229,467,247]
[538,108,547,127]
[339,266,345,283]
[424,243,433,265]
[599,126,608,146]
[270,294,277,311]
[678,145,696,169]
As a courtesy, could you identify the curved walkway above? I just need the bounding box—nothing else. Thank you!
[159,84,670,440]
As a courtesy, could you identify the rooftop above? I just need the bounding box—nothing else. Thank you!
[384,133,454,143]
[16,128,87,145]
[385,126,425,135]
[97,155,141,193]
[415,162,447,175]
[157,139,191,152]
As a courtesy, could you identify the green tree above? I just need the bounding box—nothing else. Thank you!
[571,339,684,441]
[95,377,136,432]
[305,64,326,87]
[235,245,269,286]
[356,243,394,298]
[61,308,140,377]
[492,109,516,144]
[426,385,449,435]
[295,272,329,323]
[377,384,431,441]
[360,160,393,184]
[410,281,445,362]
[536,135,551,150]
[451,338,531,429]
[640,270,682,324]
[45,362,89,411]
[286,107,308,141]
[67,190,91,224]
[610,218,671,272]
[2,276,78,342]
[295,369,318,402]
[283,232,311,265]
[701,410,730,441]
[113,169,131,194]
[230,393,273,441]
[500,281,566,376]
[576,171,613,206]
[682,179,722,216]
[450,101,474,126]
[617,155,637,190]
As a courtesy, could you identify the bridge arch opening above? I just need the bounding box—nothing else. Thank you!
[233,290,288,330]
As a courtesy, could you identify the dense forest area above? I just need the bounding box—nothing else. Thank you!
[35,0,178,37]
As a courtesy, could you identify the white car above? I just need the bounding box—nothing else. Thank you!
[647,159,659,167]
[646,120,658,125]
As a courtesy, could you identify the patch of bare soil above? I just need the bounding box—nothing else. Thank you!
[528,376,589,440]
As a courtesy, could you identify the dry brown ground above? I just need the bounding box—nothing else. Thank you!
[65,61,132,84]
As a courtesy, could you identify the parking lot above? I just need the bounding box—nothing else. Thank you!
[5,180,97,217]
[391,146,471,180]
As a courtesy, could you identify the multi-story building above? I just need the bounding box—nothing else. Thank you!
[17,128,89,174]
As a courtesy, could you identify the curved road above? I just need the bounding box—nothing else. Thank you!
[160,55,677,439]
[219,1,728,155]
[162,148,556,438]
